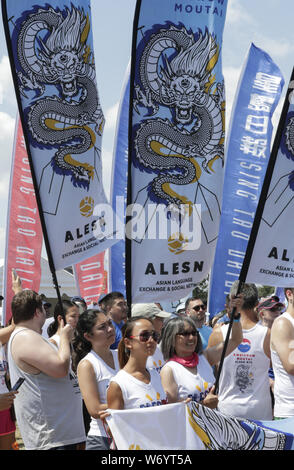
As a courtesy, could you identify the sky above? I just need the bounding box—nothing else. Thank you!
[0,0,293,262]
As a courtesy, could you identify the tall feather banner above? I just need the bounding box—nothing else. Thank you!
[243,69,294,287]
[208,44,284,318]
[1,0,118,282]
[3,116,43,324]
[127,0,228,304]
[108,66,130,297]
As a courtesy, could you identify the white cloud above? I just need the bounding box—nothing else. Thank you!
[223,66,242,126]
[0,55,15,106]
[226,0,254,25]
[104,102,119,132]
[0,112,15,142]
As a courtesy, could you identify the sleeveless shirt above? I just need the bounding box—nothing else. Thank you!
[7,328,85,450]
[161,354,215,402]
[79,349,119,437]
[271,312,294,417]
[217,322,272,421]
[109,368,167,409]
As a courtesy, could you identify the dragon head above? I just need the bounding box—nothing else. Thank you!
[164,73,203,124]
[38,6,89,96]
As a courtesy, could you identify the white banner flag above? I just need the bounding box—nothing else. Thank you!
[3,0,119,272]
[244,71,294,286]
[107,401,294,451]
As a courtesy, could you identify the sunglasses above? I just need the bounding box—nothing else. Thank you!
[130,330,160,343]
[192,304,205,312]
[177,329,197,337]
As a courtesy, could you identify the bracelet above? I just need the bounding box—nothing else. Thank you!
[233,313,241,322]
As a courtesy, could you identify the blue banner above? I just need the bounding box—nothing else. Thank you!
[128,0,228,303]
[109,67,130,296]
[208,43,284,318]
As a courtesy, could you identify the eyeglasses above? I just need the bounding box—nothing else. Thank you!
[130,330,160,343]
[192,304,205,312]
[177,329,197,337]
[97,319,114,331]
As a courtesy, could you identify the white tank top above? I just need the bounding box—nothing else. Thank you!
[161,354,215,402]
[271,312,294,418]
[217,323,272,421]
[110,368,167,409]
[7,328,85,450]
[80,349,119,437]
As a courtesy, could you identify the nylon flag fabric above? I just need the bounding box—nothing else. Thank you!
[3,116,43,325]
[108,67,130,297]
[208,44,284,318]
[2,0,118,272]
[128,0,228,303]
[73,252,107,306]
[107,401,294,450]
[245,71,294,286]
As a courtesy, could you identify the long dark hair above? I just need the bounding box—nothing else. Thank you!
[72,309,103,370]
[47,299,78,337]
[118,316,153,369]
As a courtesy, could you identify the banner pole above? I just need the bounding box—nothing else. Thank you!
[2,1,65,320]
[126,0,142,316]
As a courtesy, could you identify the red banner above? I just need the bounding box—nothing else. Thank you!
[73,253,108,306]
[3,117,43,324]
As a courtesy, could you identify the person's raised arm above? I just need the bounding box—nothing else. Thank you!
[0,322,15,345]
[271,317,294,375]
[204,295,243,367]
[12,320,73,378]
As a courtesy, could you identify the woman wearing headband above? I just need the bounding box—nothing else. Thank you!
[107,316,167,410]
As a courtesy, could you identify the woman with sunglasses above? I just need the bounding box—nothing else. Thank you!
[107,317,167,410]
[160,302,242,408]
[73,309,119,450]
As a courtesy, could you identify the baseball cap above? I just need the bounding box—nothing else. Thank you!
[257,295,285,311]
[42,300,51,308]
[175,302,185,313]
[131,303,172,319]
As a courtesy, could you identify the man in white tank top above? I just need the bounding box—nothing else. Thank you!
[208,281,273,421]
[270,287,294,419]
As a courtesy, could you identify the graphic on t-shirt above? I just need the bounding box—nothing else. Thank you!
[235,364,254,393]
[151,359,163,374]
[140,392,167,408]
[237,338,251,353]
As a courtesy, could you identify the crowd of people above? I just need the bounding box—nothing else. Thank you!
[0,273,293,450]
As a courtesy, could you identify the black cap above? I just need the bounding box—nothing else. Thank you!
[0,295,3,301]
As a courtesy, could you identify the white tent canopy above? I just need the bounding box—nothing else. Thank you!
[0,257,78,299]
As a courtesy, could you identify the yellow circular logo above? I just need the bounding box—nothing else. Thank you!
[79,197,94,217]
[168,232,188,254]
